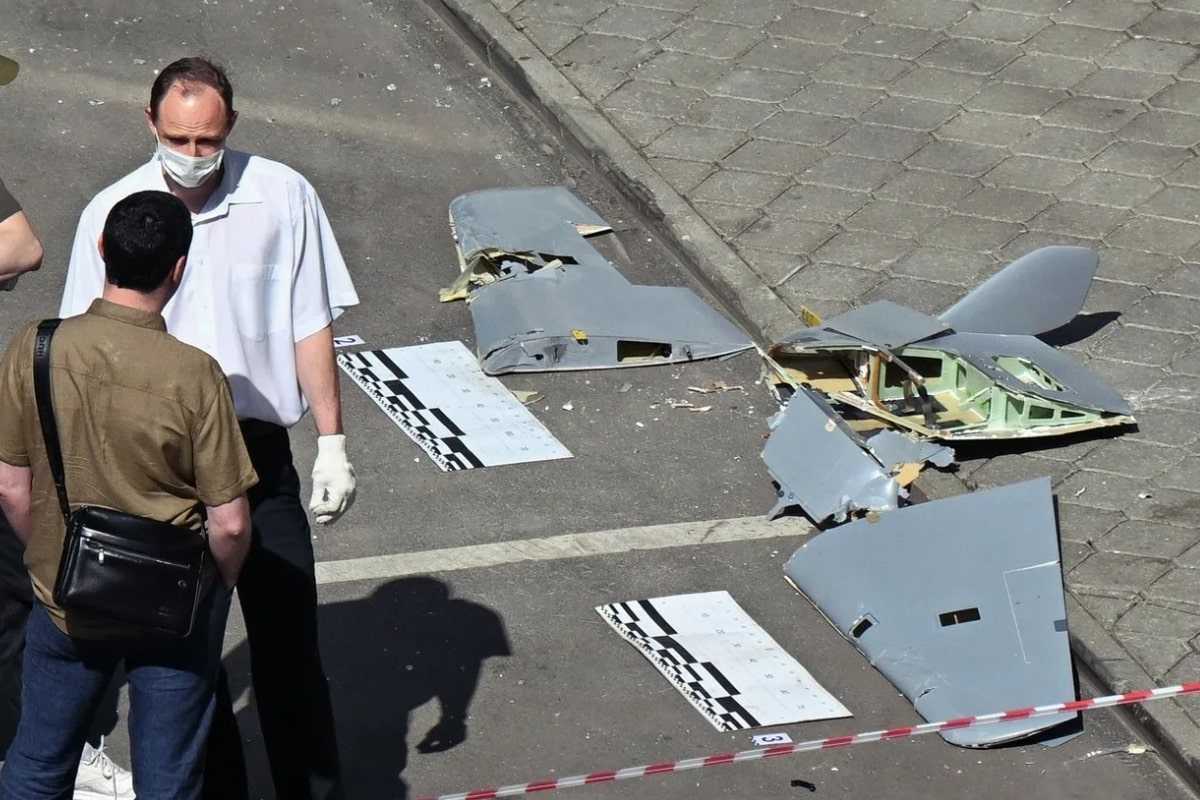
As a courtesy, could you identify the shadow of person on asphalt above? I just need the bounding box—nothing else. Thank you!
[221,576,511,799]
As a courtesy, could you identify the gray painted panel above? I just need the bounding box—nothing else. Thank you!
[771,328,871,352]
[939,246,1098,336]
[452,187,754,374]
[761,387,900,523]
[783,478,1078,747]
[450,186,612,261]
[865,429,955,470]
[936,332,1132,416]
[468,257,753,374]
[823,301,950,349]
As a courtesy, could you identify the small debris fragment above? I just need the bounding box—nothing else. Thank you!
[618,382,633,393]
[386,83,397,91]
[561,401,574,411]
[1128,743,1148,755]
[687,405,713,413]
[635,421,645,428]
[688,381,745,394]
[479,76,492,88]
[512,390,543,406]
[87,99,105,106]
[1138,492,1152,500]
[1073,486,1087,497]
[329,97,342,107]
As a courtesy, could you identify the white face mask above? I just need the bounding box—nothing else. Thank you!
[155,136,224,188]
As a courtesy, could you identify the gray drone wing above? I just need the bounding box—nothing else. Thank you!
[939,246,1098,336]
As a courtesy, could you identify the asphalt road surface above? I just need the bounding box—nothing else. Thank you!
[0,2,1196,799]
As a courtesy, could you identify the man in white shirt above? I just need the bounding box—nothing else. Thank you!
[60,57,358,800]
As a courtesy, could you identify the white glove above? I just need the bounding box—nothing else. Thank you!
[309,434,356,525]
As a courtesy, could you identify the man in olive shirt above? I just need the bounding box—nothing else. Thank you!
[0,52,47,782]
[0,174,42,766]
[0,191,257,799]
[0,182,44,752]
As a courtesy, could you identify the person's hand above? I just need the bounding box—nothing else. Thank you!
[309,434,356,524]
[416,718,467,753]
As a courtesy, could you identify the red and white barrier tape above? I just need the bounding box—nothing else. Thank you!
[417,682,1200,800]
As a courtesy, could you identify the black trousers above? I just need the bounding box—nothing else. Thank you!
[0,512,32,760]
[204,424,343,799]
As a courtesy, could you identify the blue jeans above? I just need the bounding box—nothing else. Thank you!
[0,513,32,759]
[0,586,231,800]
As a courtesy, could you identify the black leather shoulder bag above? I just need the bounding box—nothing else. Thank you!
[33,319,210,638]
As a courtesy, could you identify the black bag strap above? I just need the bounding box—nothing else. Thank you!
[32,319,71,524]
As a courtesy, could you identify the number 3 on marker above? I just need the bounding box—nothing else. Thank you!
[751,733,793,747]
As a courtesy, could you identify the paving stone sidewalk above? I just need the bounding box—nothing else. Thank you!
[442,0,1200,774]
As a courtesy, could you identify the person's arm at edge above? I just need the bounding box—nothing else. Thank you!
[206,495,251,588]
[59,203,107,317]
[0,211,43,281]
[296,325,342,436]
[293,177,356,524]
[192,365,258,585]
[0,461,32,545]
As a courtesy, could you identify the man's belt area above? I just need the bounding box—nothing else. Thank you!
[239,418,286,440]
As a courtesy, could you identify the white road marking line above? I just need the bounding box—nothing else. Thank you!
[314,516,811,585]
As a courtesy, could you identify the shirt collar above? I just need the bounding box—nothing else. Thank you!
[146,149,264,223]
[85,298,168,332]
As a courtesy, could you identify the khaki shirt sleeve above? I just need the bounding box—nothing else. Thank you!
[0,324,34,467]
[0,177,21,223]
[192,367,258,506]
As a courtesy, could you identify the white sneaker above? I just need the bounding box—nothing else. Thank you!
[74,738,135,800]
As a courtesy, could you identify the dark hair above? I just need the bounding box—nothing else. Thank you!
[102,191,193,292]
[149,57,235,126]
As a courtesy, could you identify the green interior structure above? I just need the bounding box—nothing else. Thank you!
[771,345,1116,439]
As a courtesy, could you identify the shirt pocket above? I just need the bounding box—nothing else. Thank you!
[230,263,289,342]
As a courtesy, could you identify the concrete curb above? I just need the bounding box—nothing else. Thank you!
[428,0,1200,787]
[1067,593,1200,788]
[429,0,798,345]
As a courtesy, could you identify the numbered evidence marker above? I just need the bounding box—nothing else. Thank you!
[752,732,794,747]
[333,334,366,348]
[597,591,851,732]
[338,340,572,471]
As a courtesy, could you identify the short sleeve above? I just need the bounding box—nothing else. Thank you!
[192,366,258,506]
[0,178,21,223]
[291,180,359,343]
[59,202,108,319]
[0,324,34,467]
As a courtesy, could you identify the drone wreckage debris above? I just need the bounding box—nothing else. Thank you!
[435,187,1137,749]
[763,245,1135,522]
[441,186,753,375]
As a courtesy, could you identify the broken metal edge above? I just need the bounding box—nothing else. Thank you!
[760,385,950,524]
[451,188,755,374]
[764,341,1135,441]
[479,336,756,375]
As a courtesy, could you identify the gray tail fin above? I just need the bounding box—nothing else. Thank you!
[938,246,1098,336]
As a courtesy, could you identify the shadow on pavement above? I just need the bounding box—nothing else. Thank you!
[224,576,511,799]
[1038,311,1121,347]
